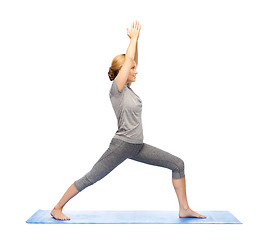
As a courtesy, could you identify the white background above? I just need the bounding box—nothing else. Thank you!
[1,0,266,239]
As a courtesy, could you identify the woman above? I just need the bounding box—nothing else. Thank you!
[51,21,206,220]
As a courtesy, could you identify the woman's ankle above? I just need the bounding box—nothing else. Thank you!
[179,204,190,211]
[53,205,63,211]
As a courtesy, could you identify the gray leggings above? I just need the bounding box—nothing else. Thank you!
[74,138,185,192]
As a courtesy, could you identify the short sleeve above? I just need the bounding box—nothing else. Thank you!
[109,78,123,97]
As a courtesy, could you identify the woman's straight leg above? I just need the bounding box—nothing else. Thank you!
[73,138,139,192]
[51,138,140,220]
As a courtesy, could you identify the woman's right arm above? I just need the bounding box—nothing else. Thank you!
[116,21,141,92]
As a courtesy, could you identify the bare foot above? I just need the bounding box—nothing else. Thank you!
[50,208,70,220]
[179,207,206,218]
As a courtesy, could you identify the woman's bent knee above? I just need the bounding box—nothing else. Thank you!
[172,157,185,179]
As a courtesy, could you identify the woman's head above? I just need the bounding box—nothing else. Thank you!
[108,54,126,81]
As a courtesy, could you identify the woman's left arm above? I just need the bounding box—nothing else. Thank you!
[135,41,138,66]
[127,21,140,66]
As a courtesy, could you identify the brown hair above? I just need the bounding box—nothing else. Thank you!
[108,54,126,81]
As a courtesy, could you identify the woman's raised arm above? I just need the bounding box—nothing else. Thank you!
[115,21,141,92]
[127,21,140,66]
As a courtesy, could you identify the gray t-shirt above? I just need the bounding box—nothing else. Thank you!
[109,78,144,144]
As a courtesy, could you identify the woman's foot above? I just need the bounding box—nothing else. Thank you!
[179,207,206,218]
[50,207,70,220]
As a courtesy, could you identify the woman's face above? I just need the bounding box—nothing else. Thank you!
[127,60,138,83]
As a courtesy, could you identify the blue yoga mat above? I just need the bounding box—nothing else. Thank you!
[26,210,241,224]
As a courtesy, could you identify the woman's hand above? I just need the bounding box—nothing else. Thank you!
[127,20,141,40]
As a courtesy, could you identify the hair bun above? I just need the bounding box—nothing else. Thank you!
[108,67,115,81]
